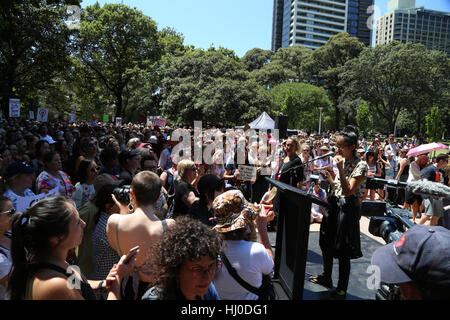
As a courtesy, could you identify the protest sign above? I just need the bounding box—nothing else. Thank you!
[155,117,166,127]
[29,111,34,119]
[37,108,49,122]
[238,165,257,182]
[69,113,76,123]
[9,99,20,118]
[16,187,59,212]
[147,116,166,127]
[115,117,122,126]
[103,115,109,122]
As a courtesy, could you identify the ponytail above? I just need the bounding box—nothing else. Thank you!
[7,196,73,300]
[8,211,32,300]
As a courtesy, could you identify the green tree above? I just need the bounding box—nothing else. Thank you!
[306,32,365,129]
[251,46,312,88]
[160,47,271,126]
[74,2,161,117]
[425,106,445,142]
[241,48,273,72]
[355,103,371,136]
[0,0,79,116]
[408,48,450,135]
[340,41,436,133]
[269,82,331,131]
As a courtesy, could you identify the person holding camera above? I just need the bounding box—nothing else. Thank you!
[212,190,274,300]
[309,126,368,300]
[106,171,175,300]
[371,225,450,300]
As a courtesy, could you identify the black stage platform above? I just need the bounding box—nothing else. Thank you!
[268,230,384,300]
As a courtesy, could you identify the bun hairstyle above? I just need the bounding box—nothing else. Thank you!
[8,196,74,300]
[340,125,359,155]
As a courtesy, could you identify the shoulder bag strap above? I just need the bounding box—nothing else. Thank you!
[220,252,260,296]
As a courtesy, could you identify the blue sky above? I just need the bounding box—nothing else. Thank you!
[80,0,450,57]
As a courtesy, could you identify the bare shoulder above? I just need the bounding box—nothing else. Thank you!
[106,213,121,230]
[31,271,82,300]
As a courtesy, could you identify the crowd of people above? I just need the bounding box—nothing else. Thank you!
[0,118,448,300]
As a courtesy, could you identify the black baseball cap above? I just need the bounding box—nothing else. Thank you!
[5,161,35,179]
[371,225,450,286]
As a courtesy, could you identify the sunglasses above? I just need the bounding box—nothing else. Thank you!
[0,208,15,217]
[90,166,100,173]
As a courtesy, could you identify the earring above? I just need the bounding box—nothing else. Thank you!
[128,202,134,212]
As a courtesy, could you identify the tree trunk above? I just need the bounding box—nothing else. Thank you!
[334,105,341,131]
[416,110,422,135]
[115,92,123,117]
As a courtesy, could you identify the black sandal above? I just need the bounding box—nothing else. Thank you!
[308,274,333,288]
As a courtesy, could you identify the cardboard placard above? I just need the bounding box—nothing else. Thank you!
[37,108,49,122]
[15,187,60,212]
[238,165,257,181]
[9,99,20,118]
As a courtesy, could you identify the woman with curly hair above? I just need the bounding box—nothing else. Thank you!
[142,216,222,300]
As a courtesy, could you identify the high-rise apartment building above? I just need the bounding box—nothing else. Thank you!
[375,0,450,55]
[271,0,374,52]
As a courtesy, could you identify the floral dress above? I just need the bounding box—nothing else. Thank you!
[36,170,75,198]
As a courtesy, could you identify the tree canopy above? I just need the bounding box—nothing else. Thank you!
[74,2,161,117]
[160,47,271,127]
[0,0,80,116]
[269,82,331,131]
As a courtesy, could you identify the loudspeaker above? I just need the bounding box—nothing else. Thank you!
[275,116,288,139]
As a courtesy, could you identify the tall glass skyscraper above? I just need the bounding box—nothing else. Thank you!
[271,0,374,52]
[375,0,450,56]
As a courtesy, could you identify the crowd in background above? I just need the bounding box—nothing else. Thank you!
[0,118,449,300]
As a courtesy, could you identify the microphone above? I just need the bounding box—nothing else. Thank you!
[367,177,450,199]
[311,151,335,162]
[406,180,450,199]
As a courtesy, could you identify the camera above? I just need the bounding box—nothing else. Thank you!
[113,185,131,205]
[361,177,415,300]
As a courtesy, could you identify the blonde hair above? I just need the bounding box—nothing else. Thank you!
[287,136,301,155]
[177,159,195,181]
